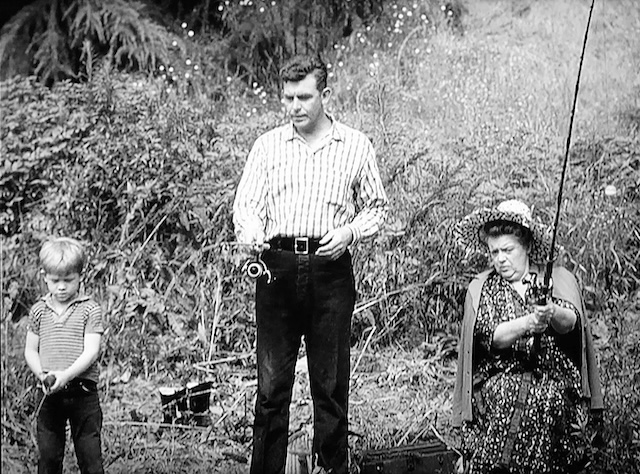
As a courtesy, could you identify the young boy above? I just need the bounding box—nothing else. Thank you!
[24,237,105,474]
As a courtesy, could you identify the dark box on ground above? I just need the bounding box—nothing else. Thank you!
[360,441,457,474]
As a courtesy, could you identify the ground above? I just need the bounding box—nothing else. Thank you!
[2,342,458,473]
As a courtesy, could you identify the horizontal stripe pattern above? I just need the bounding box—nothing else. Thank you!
[233,120,388,243]
[28,296,104,383]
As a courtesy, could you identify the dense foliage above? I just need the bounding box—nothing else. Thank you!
[0,0,467,91]
[0,0,184,84]
[2,0,452,87]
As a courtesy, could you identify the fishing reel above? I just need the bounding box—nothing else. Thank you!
[241,254,273,284]
[522,271,554,378]
[523,272,552,306]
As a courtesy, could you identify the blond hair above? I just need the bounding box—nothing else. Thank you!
[39,237,86,274]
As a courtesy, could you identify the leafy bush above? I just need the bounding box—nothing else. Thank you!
[2,70,250,347]
[0,0,466,91]
[0,0,184,84]
[217,0,381,87]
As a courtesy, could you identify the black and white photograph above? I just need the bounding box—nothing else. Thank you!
[1,0,638,473]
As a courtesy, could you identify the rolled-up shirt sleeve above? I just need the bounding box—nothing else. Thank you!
[347,141,388,242]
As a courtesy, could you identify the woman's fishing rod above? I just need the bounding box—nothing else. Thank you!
[529,0,597,373]
[543,0,597,288]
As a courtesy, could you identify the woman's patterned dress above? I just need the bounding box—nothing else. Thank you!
[462,272,591,474]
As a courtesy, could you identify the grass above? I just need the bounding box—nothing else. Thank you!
[2,0,639,472]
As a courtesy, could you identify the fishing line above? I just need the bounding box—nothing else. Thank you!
[30,389,49,450]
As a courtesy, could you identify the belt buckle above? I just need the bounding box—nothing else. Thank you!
[294,237,309,254]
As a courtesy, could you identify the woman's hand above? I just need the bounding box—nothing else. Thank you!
[494,302,558,349]
[530,301,577,335]
[527,302,555,334]
[535,302,555,323]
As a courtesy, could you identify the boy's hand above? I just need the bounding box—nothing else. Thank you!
[40,372,57,395]
[43,373,56,391]
[45,370,70,394]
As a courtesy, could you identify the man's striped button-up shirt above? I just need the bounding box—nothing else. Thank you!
[233,119,388,244]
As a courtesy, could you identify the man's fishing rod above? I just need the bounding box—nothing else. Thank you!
[527,0,597,370]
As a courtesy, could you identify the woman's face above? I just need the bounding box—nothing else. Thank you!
[486,234,530,282]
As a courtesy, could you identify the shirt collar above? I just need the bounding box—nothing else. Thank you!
[286,114,344,143]
[43,293,90,310]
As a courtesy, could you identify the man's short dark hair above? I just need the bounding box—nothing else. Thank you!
[279,55,327,91]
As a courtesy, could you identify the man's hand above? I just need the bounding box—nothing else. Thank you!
[245,241,271,255]
[238,229,271,256]
[316,227,353,260]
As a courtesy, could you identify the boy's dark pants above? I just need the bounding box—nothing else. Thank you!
[250,250,355,474]
[37,381,104,474]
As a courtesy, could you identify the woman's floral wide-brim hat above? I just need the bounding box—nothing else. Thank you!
[453,199,554,264]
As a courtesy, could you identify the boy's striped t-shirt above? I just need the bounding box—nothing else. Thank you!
[28,295,104,383]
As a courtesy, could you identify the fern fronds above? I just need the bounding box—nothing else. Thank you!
[98,0,181,72]
[0,0,51,77]
[67,0,106,46]
[80,38,96,80]
[33,0,76,82]
[0,0,181,84]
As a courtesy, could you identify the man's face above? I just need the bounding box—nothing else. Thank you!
[282,73,330,135]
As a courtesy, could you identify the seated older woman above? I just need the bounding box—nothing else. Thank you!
[451,199,603,474]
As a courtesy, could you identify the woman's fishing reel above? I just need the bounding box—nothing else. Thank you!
[242,255,273,284]
[523,272,552,306]
[523,271,553,378]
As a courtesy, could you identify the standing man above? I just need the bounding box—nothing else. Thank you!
[233,54,388,474]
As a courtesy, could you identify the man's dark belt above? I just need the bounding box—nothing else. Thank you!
[269,237,322,255]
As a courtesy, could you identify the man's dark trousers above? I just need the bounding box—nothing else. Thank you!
[250,249,355,474]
